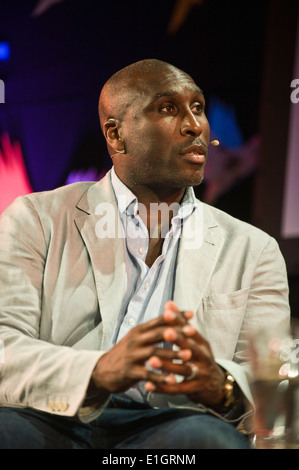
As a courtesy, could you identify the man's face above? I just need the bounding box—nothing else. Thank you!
[114,68,210,191]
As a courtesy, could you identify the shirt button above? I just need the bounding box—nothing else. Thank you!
[144,281,150,290]
[129,318,135,326]
[139,247,145,254]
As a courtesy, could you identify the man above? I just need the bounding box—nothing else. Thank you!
[0,59,290,449]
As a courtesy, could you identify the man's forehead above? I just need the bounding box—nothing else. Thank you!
[151,85,204,101]
[128,72,203,101]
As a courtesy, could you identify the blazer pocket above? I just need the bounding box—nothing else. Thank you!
[199,288,249,360]
[203,288,250,311]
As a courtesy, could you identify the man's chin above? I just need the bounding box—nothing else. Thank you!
[172,173,205,189]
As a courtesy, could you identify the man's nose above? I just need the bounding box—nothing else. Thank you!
[180,112,202,137]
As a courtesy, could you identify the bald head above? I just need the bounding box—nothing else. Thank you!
[98,59,192,133]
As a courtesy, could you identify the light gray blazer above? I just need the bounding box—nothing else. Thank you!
[0,171,290,424]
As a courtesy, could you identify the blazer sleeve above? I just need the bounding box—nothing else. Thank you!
[218,235,290,429]
[234,235,290,365]
[0,196,105,419]
[231,235,289,420]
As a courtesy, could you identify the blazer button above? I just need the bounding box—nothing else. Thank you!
[47,401,55,411]
[58,402,69,412]
[47,401,69,412]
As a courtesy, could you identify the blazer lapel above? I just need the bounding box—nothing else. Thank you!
[74,172,126,349]
[174,202,224,315]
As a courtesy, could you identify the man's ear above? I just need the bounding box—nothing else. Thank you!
[103,118,125,154]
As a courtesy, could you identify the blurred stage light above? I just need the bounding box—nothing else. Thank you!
[0,42,10,61]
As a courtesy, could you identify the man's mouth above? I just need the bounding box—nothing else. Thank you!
[180,144,207,164]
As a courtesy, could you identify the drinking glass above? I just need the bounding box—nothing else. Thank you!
[249,320,299,449]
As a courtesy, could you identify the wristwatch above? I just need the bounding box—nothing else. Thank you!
[222,371,239,409]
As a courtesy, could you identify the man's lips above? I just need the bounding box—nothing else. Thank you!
[180,144,207,164]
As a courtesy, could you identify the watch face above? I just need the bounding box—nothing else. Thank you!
[223,372,237,408]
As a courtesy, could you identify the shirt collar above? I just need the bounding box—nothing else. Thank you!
[111,166,137,215]
[177,186,198,220]
[111,166,198,221]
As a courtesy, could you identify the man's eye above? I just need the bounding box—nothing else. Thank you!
[159,105,176,114]
[192,103,204,114]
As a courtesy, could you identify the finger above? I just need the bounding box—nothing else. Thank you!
[160,327,197,355]
[162,326,215,365]
[164,300,180,313]
[162,325,198,344]
[97,355,177,392]
[145,369,177,387]
[177,348,192,361]
[147,353,192,369]
[163,301,194,324]
[145,375,176,392]
[123,332,192,365]
[135,311,180,332]
[182,324,197,336]
[148,355,163,369]
[144,365,208,395]
[163,326,194,345]
[148,356,197,379]
[143,347,192,369]
[170,324,208,349]
[182,325,214,356]
[144,379,197,395]
[135,309,191,336]
[131,324,177,348]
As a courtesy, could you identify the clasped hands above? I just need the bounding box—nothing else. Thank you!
[90,301,226,409]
